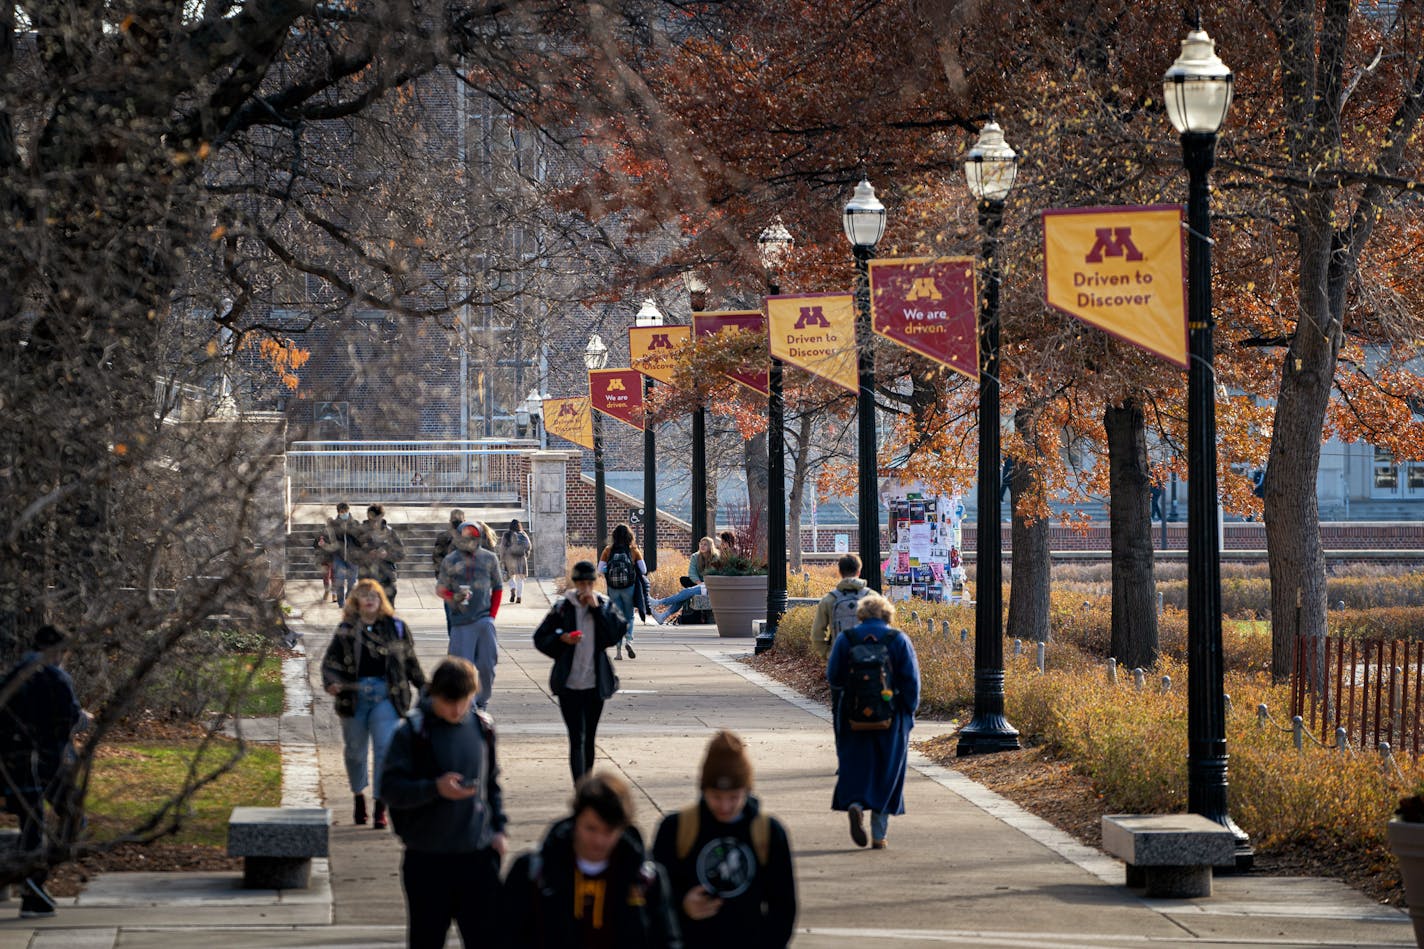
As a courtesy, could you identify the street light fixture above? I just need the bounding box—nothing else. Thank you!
[843,180,886,590]
[585,333,610,547]
[757,217,795,654]
[1164,25,1251,866]
[682,273,710,547]
[635,299,664,568]
[957,120,1021,757]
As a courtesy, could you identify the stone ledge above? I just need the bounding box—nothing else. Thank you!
[1101,813,1235,899]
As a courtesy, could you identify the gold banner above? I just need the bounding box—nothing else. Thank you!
[629,325,692,386]
[542,397,594,450]
[766,293,858,392]
[1042,205,1187,367]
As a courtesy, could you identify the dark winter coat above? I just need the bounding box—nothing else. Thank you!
[651,795,797,949]
[826,617,921,815]
[430,527,459,576]
[503,816,682,949]
[0,654,82,796]
[380,697,507,853]
[532,591,622,699]
[358,519,405,594]
[320,616,425,717]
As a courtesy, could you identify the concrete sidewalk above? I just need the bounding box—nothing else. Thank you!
[0,577,1411,948]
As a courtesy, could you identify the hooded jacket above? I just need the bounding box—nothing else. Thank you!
[502,816,681,949]
[532,589,622,699]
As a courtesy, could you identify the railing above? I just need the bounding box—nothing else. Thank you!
[1291,632,1424,756]
[287,440,538,505]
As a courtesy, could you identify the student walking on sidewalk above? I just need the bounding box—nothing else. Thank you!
[381,658,508,949]
[498,519,532,604]
[437,521,504,710]
[826,593,920,850]
[503,771,681,948]
[598,523,645,660]
[321,579,425,830]
[533,561,624,783]
[652,730,797,949]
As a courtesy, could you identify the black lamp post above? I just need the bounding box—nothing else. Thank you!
[682,273,709,546]
[957,121,1021,757]
[1164,25,1252,866]
[636,299,664,569]
[585,333,609,547]
[757,218,794,655]
[843,181,887,590]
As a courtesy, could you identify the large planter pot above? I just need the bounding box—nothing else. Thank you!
[703,574,768,639]
[1388,818,1424,948]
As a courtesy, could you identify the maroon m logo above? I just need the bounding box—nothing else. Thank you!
[794,306,831,329]
[1084,227,1144,263]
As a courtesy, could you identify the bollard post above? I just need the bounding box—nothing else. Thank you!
[1292,715,1304,751]
[1036,641,1046,674]
[1107,658,1118,684]
[1336,727,1349,752]
[1013,638,1023,658]
[1160,674,1172,694]
[911,611,919,624]
[1133,668,1146,691]
[960,627,969,644]
[926,618,934,638]
[941,620,952,640]
[1257,703,1268,728]
[1156,590,1164,616]
[1223,693,1232,717]
[1380,741,1395,775]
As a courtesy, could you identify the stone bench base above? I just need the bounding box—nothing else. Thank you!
[1102,814,1235,899]
[227,806,330,891]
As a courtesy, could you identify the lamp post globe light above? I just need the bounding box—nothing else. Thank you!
[757,217,795,654]
[585,333,610,548]
[635,299,664,569]
[1164,26,1251,866]
[843,181,887,591]
[682,273,711,547]
[956,121,1021,757]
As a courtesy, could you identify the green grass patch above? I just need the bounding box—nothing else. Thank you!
[86,740,281,847]
[209,654,285,718]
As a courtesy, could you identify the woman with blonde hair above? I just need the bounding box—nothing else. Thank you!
[651,536,718,624]
[321,578,426,829]
[826,592,920,850]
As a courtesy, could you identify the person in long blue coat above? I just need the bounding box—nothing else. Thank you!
[826,592,920,850]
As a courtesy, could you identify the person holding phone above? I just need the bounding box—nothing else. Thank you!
[533,561,624,783]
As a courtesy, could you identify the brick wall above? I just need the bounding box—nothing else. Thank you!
[565,464,693,551]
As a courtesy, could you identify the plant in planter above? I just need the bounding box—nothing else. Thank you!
[1389,793,1424,947]
[703,552,769,639]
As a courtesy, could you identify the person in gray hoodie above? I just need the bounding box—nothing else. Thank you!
[532,561,624,783]
[380,657,507,949]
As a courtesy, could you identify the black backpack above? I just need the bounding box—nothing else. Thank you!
[0,659,71,756]
[606,546,635,590]
[841,629,899,731]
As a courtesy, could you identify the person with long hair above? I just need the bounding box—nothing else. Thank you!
[498,518,532,604]
[321,579,426,829]
[650,537,718,624]
[532,561,623,782]
[597,523,646,660]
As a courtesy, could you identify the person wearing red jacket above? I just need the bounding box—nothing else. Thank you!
[436,522,504,711]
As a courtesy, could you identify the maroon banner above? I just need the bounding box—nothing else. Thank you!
[589,368,644,431]
[869,257,979,381]
[692,310,770,396]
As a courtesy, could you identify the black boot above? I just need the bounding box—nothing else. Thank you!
[373,799,387,830]
[353,793,368,825]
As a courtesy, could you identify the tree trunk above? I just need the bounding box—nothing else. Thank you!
[785,413,814,572]
[1105,398,1158,668]
[744,431,770,558]
[1006,407,1050,643]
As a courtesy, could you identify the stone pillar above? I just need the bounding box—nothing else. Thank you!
[529,451,578,580]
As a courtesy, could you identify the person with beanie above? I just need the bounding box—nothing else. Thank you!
[436,521,504,711]
[532,561,624,783]
[652,730,797,949]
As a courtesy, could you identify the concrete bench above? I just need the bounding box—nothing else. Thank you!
[227,806,330,889]
[1101,814,1235,898]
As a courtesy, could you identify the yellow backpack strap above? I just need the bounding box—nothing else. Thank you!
[675,804,700,860]
[751,813,770,867]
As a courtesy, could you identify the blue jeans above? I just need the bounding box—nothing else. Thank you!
[654,585,704,622]
[449,617,497,709]
[333,557,359,606]
[870,810,889,842]
[608,586,637,644]
[341,677,401,799]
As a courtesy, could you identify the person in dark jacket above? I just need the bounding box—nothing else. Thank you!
[358,503,405,604]
[652,730,796,949]
[0,624,83,918]
[321,579,425,829]
[503,771,681,949]
[381,657,508,949]
[432,509,465,635]
[826,592,921,850]
[321,501,367,607]
[532,561,623,783]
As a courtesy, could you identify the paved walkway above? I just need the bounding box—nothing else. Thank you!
[0,578,1413,947]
